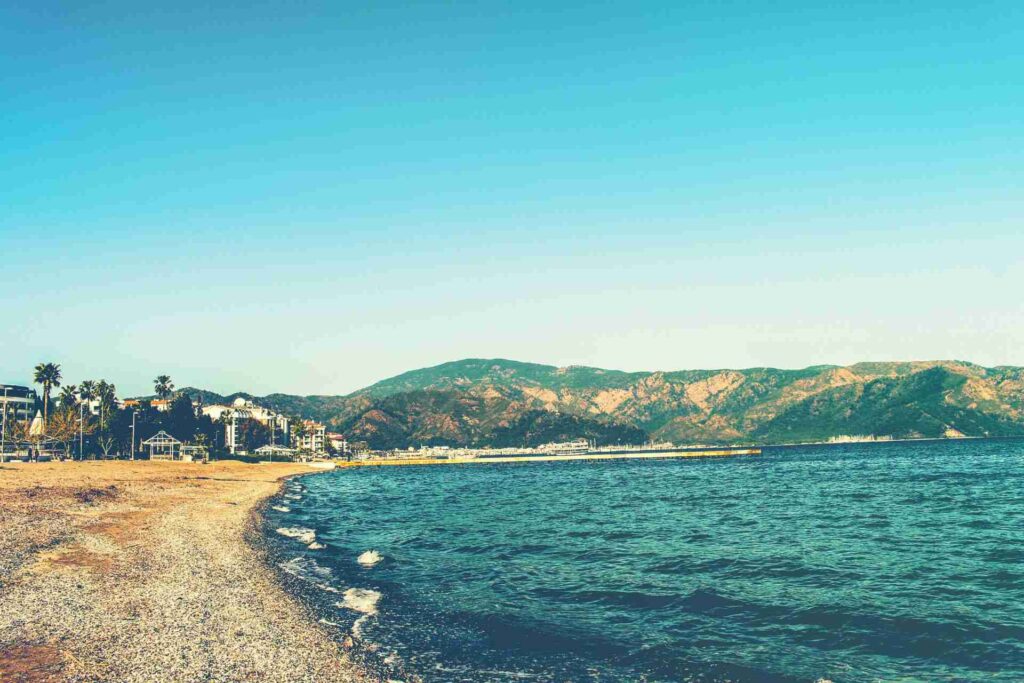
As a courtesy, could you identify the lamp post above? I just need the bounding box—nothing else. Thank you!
[1,386,9,464]
[79,400,84,460]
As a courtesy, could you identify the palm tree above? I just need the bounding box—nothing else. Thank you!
[58,384,79,411]
[33,362,62,426]
[154,375,174,400]
[218,410,234,452]
[79,380,96,405]
[96,380,117,432]
[292,419,309,453]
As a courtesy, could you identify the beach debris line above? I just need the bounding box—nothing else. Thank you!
[357,549,383,567]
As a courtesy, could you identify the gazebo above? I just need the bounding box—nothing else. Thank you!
[142,431,183,461]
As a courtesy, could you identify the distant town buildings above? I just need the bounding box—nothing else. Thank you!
[150,399,173,412]
[83,397,127,416]
[537,439,591,455]
[369,439,682,461]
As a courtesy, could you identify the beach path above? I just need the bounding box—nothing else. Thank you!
[0,460,370,683]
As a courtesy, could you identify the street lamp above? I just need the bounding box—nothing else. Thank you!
[130,409,137,461]
[1,386,9,464]
[79,399,85,460]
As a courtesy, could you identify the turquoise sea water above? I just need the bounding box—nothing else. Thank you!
[265,439,1024,682]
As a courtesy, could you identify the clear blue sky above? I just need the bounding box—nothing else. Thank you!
[2,1,1022,397]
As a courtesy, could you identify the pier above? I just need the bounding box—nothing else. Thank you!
[338,447,761,468]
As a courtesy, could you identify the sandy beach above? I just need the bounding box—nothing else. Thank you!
[0,460,372,683]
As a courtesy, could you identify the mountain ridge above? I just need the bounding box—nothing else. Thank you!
[154,358,1024,449]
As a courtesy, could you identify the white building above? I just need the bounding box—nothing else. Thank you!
[202,397,290,454]
[327,432,348,455]
[294,419,327,455]
[83,397,127,416]
[536,439,591,455]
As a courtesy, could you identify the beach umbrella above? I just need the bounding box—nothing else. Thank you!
[29,410,44,437]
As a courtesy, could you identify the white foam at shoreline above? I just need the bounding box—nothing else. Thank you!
[276,526,316,544]
[338,587,382,615]
[357,550,383,567]
[308,541,326,550]
[278,556,339,593]
[271,505,290,512]
[352,613,371,639]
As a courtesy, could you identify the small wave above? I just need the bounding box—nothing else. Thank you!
[357,550,383,567]
[284,494,302,500]
[338,587,382,615]
[271,505,291,512]
[276,526,316,544]
[308,542,326,550]
[278,556,339,593]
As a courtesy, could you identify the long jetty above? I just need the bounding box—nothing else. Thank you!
[338,447,760,468]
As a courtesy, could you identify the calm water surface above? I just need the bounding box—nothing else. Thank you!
[265,439,1024,682]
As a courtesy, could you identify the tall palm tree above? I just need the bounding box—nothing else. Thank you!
[96,380,117,432]
[76,380,97,460]
[154,375,174,400]
[58,384,79,411]
[79,380,96,405]
[292,419,309,452]
[33,362,62,426]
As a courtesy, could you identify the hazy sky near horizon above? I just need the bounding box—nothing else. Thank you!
[2,1,1023,396]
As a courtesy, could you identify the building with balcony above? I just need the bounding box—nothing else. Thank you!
[1,384,38,423]
[294,419,327,455]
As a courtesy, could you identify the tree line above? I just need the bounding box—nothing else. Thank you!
[2,363,332,460]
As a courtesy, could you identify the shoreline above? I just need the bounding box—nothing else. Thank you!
[0,460,375,682]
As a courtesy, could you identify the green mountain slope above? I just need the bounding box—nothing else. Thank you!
[166,359,1024,449]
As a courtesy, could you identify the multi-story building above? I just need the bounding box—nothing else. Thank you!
[1,384,38,423]
[201,397,290,454]
[294,419,327,455]
[327,432,348,455]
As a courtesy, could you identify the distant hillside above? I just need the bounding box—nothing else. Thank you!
[158,359,1024,449]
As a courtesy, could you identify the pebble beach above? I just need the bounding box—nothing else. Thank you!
[0,460,373,683]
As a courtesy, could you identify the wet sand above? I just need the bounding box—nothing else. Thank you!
[0,460,373,682]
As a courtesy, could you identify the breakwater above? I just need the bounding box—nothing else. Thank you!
[340,446,760,467]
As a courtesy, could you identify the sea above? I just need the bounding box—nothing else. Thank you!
[263,439,1024,682]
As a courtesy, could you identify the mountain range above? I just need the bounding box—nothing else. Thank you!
[164,359,1024,449]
